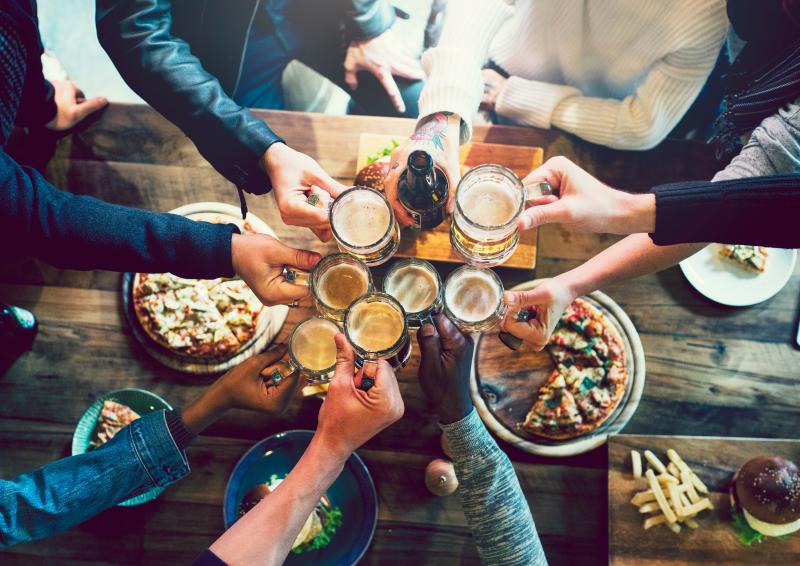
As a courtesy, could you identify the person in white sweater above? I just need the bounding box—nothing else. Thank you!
[385,0,728,225]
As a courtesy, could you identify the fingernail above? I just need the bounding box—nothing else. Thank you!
[420,323,436,337]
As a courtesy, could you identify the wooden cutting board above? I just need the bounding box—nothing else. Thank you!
[355,133,544,269]
[609,434,800,565]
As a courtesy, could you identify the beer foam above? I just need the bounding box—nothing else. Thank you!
[292,318,338,371]
[460,181,519,226]
[333,190,391,247]
[317,263,369,309]
[445,270,501,322]
[347,301,404,352]
[385,265,438,313]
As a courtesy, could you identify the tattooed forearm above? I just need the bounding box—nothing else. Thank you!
[411,112,460,150]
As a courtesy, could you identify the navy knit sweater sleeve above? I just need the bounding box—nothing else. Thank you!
[0,3,237,278]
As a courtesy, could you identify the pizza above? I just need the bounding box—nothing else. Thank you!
[718,244,768,273]
[131,214,266,361]
[517,298,629,440]
[90,400,140,449]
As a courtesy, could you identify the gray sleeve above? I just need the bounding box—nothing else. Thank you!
[714,99,800,181]
[440,409,547,566]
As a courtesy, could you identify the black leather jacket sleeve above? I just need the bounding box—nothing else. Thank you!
[95,0,284,196]
[345,0,396,41]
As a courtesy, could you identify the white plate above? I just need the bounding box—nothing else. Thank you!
[679,245,797,307]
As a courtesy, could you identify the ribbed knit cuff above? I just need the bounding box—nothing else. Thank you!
[165,408,197,451]
[495,77,581,129]
[439,407,493,462]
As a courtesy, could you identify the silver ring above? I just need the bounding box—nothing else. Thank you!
[287,300,300,308]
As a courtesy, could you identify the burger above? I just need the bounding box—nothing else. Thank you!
[730,455,800,545]
[238,475,343,554]
[354,140,398,191]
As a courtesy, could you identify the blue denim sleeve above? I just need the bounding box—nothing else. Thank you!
[0,410,190,547]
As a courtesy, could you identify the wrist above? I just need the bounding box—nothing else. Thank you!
[260,141,289,178]
[182,384,231,435]
[438,399,472,426]
[310,430,352,467]
[613,191,656,235]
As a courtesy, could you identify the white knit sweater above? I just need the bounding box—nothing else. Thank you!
[419,0,729,150]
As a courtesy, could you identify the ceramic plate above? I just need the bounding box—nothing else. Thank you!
[224,430,378,566]
[680,245,796,306]
[72,388,172,506]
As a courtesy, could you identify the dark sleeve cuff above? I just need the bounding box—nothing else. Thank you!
[184,221,240,279]
[233,128,285,196]
[192,549,228,566]
[345,1,396,41]
[165,409,197,451]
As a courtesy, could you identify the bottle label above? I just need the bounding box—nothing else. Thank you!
[401,202,445,231]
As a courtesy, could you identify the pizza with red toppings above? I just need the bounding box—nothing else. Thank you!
[517,298,628,440]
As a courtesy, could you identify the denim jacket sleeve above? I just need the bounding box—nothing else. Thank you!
[345,1,396,41]
[0,410,190,548]
[441,408,548,566]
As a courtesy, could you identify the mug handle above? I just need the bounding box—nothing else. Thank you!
[354,360,378,391]
[263,359,297,389]
[283,267,311,287]
[523,181,553,201]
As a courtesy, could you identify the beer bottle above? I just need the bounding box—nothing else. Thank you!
[397,150,448,230]
[0,304,38,359]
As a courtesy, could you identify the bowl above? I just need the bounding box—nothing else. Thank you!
[72,388,172,506]
[224,430,378,565]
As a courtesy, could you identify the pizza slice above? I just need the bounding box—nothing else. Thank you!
[90,400,141,449]
[718,244,768,273]
[517,369,584,439]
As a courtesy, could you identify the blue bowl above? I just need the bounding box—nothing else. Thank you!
[223,430,378,566]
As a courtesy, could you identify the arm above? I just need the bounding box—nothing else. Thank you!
[495,2,728,150]
[0,409,193,547]
[94,0,282,196]
[417,316,546,566]
[443,410,546,566]
[0,347,298,548]
[204,335,404,565]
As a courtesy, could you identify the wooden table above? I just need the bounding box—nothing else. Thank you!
[1,106,798,565]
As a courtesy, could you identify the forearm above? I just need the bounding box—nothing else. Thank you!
[209,434,347,565]
[95,0,283,195]
[182,382,233,435]
[560,234,704,299]
[418,0,513,142]
[0,410,191,547]
[2,150,237,277]
[442,409,546,566]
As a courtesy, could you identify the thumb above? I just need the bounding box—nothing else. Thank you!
[73,96,109,122]
[311,171,347,199]
[416,320,442,364]
[333,333,355,380]
[504,288,548,309]
[269,238,321,271]
[517,200,571,231]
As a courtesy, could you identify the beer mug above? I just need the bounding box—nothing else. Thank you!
[344,292,412,370]
[443,265,507,333]
[450,164,552,267]
[330,186,401,266]
[284,253,373,322]
[267,316,340,386]
[382,258,443,329]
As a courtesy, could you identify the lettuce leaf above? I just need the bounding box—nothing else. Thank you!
[292,505,343,554]
[731,505,764,546]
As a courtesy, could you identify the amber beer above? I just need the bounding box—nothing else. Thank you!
[443,265,507,333]
[267,316,340,387]
[451,164,551,267]
[382,258,442,327]
[344,293,411,370]
[330,186,400,266]
[284,253,372,322]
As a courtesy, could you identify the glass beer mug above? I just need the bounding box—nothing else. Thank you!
[451,163,552,267]
[382,258,443,329]
[442,265,507,333]
[266,316,340,387]
[343,292,412,370]
[330,186,401,266]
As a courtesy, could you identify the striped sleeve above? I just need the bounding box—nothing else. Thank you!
[441,409,547,566]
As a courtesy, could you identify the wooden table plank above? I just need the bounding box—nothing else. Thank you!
[2,106,798,565]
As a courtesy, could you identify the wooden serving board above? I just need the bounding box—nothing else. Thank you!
[355,133,544,269]
[470,280,646,457]
[609,434,800,565]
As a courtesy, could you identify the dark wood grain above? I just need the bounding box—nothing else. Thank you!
[609,434,800,565]
[1,105,798,565]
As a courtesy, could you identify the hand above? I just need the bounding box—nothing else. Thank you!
[231,233,320,306]
[315,334,404,460]
[480,69,508,111]
[517,156,655,234]
[385,112,461,225]
[182,345,299,434]
[262,143,347,242]
[500,278,576,351]
[45,80,108,131]
[417,314,475,424]
[344,27,425,114]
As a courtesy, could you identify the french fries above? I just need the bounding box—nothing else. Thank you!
[628,447,714,534]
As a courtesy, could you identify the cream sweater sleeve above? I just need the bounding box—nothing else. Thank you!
[496,3,728,150]
[418,0,514,143]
